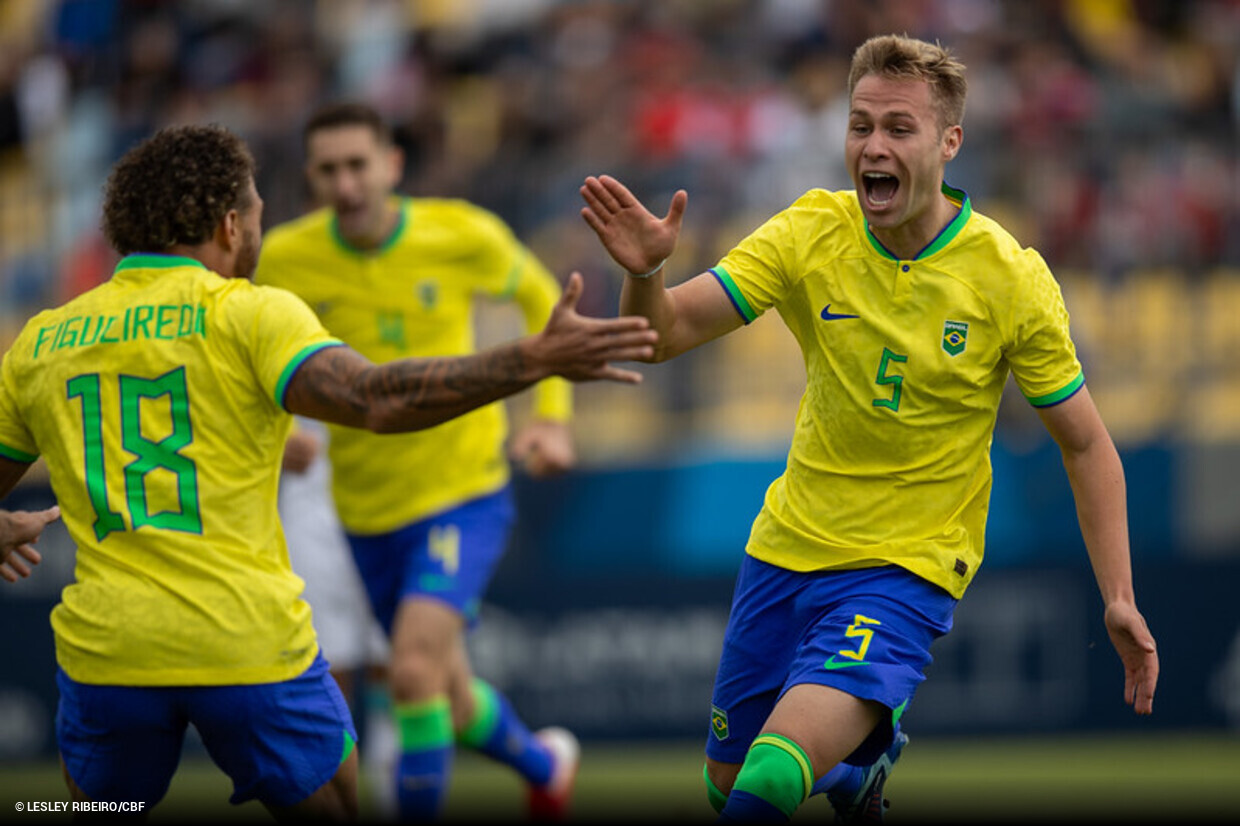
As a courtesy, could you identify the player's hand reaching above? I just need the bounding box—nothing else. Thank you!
[529,272,657,383]
[580,175,687,277]
[0,505,60,583]
[1104,599,1158,715]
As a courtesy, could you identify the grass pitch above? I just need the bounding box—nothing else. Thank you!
[2,732,1237,822]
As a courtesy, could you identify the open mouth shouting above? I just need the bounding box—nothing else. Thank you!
[862,172,900,210]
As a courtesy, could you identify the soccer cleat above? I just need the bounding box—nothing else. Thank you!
[527,726,580,822]
[827,731,908,824]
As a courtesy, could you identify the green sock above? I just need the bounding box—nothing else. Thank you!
[725,734,812,819]
[393,696,454,819]
[703,763,729,813]
[456,678,554,785]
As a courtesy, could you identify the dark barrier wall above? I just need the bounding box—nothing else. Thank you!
[2,441,1238,760]
[470,560,1240,742]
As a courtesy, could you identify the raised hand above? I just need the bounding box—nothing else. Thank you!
[530,271,658,382]
[580,175,687,276]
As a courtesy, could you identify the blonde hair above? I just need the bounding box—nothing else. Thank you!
[848,34,967,129]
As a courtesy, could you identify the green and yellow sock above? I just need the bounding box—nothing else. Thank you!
[717,734,812,822]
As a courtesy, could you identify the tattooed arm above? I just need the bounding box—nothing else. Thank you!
[284,272,657,433]
[286,341,543,432]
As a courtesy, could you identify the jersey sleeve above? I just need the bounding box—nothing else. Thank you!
[509,253,572,422]
[1005,249,1085,407]
[709,195,825,323]
[459,206,528,298]
[0,345,38,462]
[468,206,573,422]
[221,284,344,411]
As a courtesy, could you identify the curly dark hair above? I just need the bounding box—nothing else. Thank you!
[101,124,257,256]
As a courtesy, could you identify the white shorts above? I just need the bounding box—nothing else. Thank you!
[279,419,388,671]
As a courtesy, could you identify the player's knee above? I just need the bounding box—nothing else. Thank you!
[388,650,447,702]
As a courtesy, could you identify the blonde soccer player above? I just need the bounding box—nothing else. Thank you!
[580,34,1158,823]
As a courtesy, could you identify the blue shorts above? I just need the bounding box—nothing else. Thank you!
[56,651,356,808]
[706,557,957,767]
[346,487,515,634]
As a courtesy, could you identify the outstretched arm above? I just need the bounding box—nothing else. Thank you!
[580,175,743,361]
[1037,386,1158,714]
[506,250,576,473]
[284,272,657,433]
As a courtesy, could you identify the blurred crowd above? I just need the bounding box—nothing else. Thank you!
[2,0,1239,457]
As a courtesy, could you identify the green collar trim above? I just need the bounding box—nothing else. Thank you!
[114,254,207,273]
[330,198,408,254]
[864,182,972,261]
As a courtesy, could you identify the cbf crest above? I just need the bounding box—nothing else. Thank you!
[942,320,968,356]
[416,280,439,311]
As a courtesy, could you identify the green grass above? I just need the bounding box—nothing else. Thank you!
[3,732,1238,822]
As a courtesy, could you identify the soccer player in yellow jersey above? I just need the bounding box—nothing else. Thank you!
[581,34,1160,824]
[0,124,655,819]
[255,101,582,820]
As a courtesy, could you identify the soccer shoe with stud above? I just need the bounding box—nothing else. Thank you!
[527,726,580,821]
[827,730,908,824]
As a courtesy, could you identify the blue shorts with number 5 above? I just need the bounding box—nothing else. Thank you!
[706,556,957,767]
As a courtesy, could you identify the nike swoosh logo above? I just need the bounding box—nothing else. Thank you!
[823,654,871,670]
[820,304,860,321]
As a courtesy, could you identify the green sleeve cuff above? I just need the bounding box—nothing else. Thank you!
[1025,370,1084,408]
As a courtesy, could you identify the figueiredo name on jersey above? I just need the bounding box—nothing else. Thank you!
[32,303,208,358]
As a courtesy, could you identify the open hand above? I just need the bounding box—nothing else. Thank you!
[533,272,658,383]
[580,175,687,276]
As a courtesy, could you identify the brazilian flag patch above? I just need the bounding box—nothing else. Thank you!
[417,280,439,310]
[942,320,968,356]
[710,705,729,741]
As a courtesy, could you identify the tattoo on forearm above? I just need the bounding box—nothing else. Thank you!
[288,343,533,430]
[363,344,530,416]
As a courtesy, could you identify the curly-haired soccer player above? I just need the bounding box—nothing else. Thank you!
[0,124,654,820]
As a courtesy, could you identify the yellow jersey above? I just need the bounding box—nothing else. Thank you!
[711,185,1083,598]
[0,255,342,684]
[256,197,571,534]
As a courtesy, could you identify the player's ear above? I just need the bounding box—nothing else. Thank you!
[386,144,404,188]
[216,208,241,252]
[942,124,963,163]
